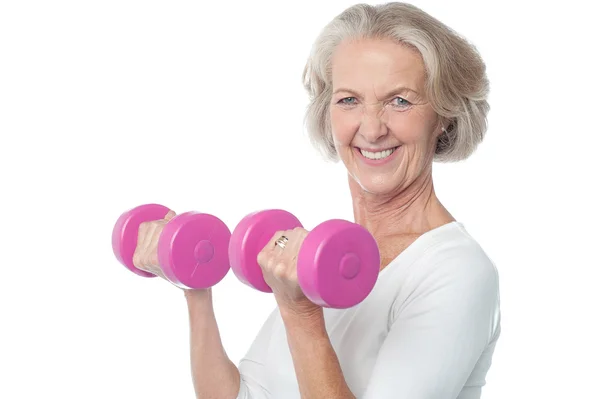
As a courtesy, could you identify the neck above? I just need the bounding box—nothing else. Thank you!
[348,168,454,268]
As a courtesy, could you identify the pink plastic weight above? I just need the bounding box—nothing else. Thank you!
[297,219,380,308]
[229,210,303,292]
[112,204,232,289]
[229,209,381,308]
[158,212,231,289]
[112,204,172,278]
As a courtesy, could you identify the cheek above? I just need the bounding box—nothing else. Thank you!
[390,111,436,144]
[330,108,359,144]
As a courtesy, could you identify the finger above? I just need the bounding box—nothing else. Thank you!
[148,223,163,267]
[274,230,300,254]
[133,223,150,271]
[272,261,288,281]
[271,231,290,251]
[139,222,156,258]
[144,222,164,269]
[268,230,285,245]
[132,250,144,271]
[135,221,161,273]
[164,210,176,221]
[257,231,280,265]
[276,231,301,275]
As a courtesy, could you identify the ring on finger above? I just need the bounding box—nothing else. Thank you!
[275,235,288,249]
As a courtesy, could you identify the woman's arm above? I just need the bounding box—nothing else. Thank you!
[279,302,356,399]
[185,289,241,399]
[186,289,276,399]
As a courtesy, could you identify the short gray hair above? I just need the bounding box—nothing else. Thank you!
[302,2,490,163]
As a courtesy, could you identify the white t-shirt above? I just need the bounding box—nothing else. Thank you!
[236,221,501,399]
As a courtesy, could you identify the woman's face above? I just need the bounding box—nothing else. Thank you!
[330,37,442,195]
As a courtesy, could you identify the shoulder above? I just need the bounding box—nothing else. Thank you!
[388,222,501,336]
[406,221,499,289]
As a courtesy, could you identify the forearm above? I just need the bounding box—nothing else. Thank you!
[185,289,240,399]
[280,306,355,399]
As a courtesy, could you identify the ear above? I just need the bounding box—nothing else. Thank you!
[437,117,454,137]
[436,118,448,138]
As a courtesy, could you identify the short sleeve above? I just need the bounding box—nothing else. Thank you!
[361,248,501,399]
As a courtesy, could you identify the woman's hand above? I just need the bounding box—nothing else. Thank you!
[257,227,321,316]
[132,210,176,282]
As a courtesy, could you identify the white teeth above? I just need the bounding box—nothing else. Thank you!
[360,147,398,160]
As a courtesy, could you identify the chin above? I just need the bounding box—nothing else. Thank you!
[351,172,403,196]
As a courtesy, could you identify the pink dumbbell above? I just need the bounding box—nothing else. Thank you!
[228,209,380,309]
[111,204,231,289]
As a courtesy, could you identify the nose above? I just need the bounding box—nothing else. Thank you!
[358,102,388,142]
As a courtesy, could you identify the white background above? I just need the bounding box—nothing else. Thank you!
[1,0,598,398]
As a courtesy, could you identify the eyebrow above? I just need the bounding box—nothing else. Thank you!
[333,86,420,99]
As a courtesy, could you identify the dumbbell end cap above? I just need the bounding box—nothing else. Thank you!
[298,219,380,309]
[112,204,172,278]
[158,212,231,290]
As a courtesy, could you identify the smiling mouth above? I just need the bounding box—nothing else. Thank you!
[357,146,401,160]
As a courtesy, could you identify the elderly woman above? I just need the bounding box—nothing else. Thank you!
[136,2,501,398]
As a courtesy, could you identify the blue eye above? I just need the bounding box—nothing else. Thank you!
[392,97,411,108]
[339,97,357,105]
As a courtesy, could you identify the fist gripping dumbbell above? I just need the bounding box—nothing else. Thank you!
[228,209,380,309]
[111,204,231,289]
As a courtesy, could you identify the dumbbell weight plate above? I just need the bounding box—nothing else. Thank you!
[158,212,232,289]
[112,203,172,278]
[229,209,303,292]
[298,219,380,309]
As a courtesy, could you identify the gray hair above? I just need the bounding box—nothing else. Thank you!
[302,2,490,163]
